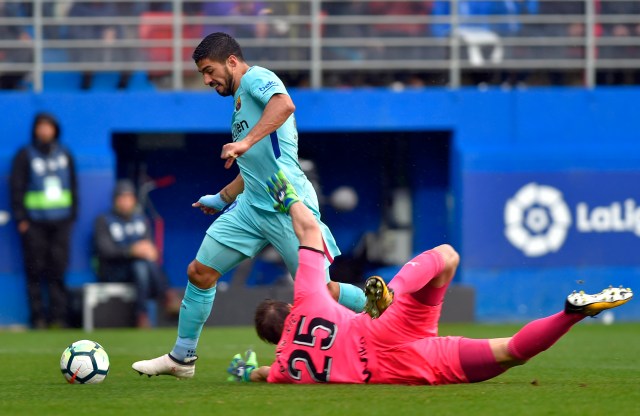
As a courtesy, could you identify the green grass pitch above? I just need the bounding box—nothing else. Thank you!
[0,323,638,416]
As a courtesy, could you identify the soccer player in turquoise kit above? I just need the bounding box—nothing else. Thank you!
[226,171,633,385]
[132,33,367,378]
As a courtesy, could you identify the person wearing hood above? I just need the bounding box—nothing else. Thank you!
[93,179,178,328]
[9,112,78,329]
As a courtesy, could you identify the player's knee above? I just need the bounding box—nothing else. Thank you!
[501,358,528,369]
[442,244,460,267]
[434,244,460,275]
[186,260,219,289]
[490,338,528,368]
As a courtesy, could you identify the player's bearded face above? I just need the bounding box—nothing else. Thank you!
[198,58,236,97]
[213,66,234,97]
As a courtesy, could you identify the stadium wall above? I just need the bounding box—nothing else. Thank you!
[1,87,639,325]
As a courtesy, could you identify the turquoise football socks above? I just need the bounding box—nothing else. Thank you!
[170,282,216,362]
[338,282,366,313]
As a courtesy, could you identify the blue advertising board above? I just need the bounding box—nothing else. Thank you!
[462,171,640,268]
[2,88,640,324]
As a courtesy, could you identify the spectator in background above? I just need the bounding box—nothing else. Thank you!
[598,1,640,85]
[431,1,531,39]
[9,113,78,329]
[93,179,179,328]
[368,1,431,61]
[200,2,311,85]
[323,1,370,62]
[201,2,271,60]
[431,1,536,86]
[535,1,592,85]
[66,0,130,89]
[0,0,32,89]
[115,1,148,76]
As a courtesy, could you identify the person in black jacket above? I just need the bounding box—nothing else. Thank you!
[93,179,177,328]
[9,112,78,329]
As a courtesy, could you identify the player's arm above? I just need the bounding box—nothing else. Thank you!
[192,174,244,215]
[66,150,79,222]
[267,170,322,252]
[289,200,323,252]
[250,366,270,382]
[221,94,295,168]
[243,94,295,147]
[267,170,328,302]
[227,350,270,383]
[9,148,30,228]
[221,173,245,202]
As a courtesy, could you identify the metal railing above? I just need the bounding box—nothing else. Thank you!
[1,0,639,91]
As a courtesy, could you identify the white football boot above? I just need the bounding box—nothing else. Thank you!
[565,286,633,316]
[132,354,197,379]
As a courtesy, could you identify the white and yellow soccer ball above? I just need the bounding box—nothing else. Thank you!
[60,340,110,384]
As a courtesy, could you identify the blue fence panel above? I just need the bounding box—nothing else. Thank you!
[1,88,640,325]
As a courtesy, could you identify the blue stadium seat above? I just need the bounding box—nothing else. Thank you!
[89,71,156,91]
[126,71,156,91]
[90,72,122,91]
[43,71,83,91]
[28,50,83,91]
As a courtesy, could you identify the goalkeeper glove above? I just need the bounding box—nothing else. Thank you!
[266,170,300,214]
[226,349,258,382]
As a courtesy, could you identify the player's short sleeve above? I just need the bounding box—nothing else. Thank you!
[267,362,288,383]
[244,66,289,106]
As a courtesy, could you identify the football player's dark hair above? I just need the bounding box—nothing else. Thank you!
[192,32,244,63]
[255,299,291,345]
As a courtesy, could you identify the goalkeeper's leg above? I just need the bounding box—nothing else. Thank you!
[363,245,460,319]
[460,286,633,383]
[387,245,459,301]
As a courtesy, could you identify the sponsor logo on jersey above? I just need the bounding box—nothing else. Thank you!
[232,119,249,141]
[259,80,277,93]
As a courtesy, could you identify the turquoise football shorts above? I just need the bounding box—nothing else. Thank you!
[195,197,339,281]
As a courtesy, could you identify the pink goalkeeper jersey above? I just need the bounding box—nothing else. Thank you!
[267,248,373,384]
[267,248,468,385]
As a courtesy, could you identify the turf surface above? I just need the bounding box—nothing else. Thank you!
[0,323,638,416]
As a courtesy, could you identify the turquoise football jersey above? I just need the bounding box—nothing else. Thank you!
[231,66,318,213]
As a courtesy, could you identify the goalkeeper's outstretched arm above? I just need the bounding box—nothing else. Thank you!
[250,366,270,382]
[288,201,323,252]
[266,170,323,252]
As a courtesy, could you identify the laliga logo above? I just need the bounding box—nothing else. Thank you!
[504,183,572,257]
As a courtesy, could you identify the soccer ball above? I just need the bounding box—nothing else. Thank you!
[60,340,110,384]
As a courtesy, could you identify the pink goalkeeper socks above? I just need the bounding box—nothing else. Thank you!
[388,250,445,296]
[507,311,584,361]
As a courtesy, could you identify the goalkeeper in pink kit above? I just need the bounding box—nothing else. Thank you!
[227,170,634,385]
